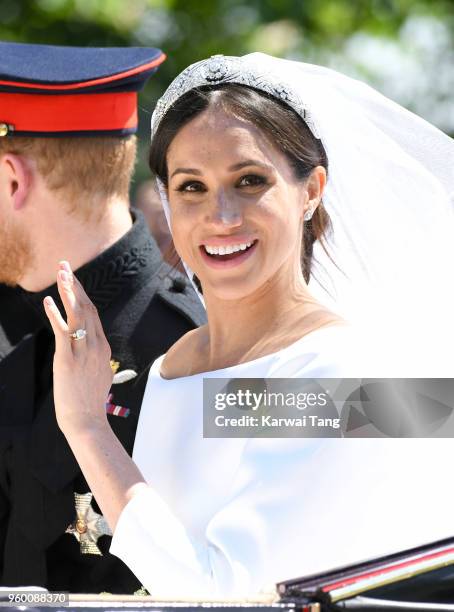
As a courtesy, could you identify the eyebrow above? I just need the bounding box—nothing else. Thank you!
[228,159,272,172]
[170,167,202,178]
[170,159,272,179]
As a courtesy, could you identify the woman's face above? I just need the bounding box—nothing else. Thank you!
[166,105,324,301]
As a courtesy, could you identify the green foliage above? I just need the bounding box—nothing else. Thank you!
[1,0,453,183]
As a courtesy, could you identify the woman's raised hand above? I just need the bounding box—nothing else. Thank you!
[43,261,113,437]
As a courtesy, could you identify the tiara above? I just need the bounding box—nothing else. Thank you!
[151,54,320,139]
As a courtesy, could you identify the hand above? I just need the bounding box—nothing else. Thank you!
[44,261,113,437]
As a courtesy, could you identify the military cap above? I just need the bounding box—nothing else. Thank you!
[0,41,165,137]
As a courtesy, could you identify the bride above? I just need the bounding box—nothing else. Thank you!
[43,53,454,599]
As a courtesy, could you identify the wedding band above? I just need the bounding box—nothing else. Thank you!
[70,328,87,341]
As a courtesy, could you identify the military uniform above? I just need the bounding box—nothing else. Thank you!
[0,284,41,361]
[0,41,205,592]
[0,211,206,592]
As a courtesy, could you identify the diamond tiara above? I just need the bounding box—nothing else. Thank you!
[151,54,320,139]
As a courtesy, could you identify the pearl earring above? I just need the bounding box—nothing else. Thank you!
[303,207,313,222]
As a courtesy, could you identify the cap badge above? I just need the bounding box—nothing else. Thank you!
[0,123,12,137]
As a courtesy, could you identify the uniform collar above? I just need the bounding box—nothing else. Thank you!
[19,209,163,326]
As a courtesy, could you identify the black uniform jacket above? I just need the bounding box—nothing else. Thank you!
[0,211,206,593]
[0,284,41,361]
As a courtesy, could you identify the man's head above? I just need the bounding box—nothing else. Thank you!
[0,42,165,288]
[0,135,137,218]
[0,135,137,286]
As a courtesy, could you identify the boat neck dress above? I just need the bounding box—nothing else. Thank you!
[110,325,454,599]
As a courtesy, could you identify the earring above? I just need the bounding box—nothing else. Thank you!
[303,207,313,222]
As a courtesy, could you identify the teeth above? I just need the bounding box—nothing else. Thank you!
[204,241,253,256]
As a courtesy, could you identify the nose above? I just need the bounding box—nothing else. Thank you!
[207,187,242,228]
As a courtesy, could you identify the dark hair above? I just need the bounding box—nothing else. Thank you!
[149,83,332,284]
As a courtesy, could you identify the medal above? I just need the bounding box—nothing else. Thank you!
[66,492,112,555]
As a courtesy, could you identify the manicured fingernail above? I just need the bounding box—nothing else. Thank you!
[59,270,69,283]
[59,261,71,273]
[44,296,54,307]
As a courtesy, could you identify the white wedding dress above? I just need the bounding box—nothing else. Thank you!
[110,325,454,599]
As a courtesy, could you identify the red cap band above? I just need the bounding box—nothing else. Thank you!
[0,91,138,135]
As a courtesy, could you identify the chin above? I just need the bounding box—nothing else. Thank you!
[202,277,265,302]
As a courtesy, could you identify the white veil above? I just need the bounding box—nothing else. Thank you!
[151,53,454,376]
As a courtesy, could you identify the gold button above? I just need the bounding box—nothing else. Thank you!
[75,518,88,534]
[0,123,9,137]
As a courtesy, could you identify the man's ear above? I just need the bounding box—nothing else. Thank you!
[0,153,33,210]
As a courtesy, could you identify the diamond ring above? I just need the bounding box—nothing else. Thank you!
[70,329,87,341]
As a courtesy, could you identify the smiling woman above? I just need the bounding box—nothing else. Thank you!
[150,84,331,287]
[44,53,454,601]
[147,83,342,377]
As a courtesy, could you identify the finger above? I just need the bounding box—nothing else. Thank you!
[43,296,72,358]
[56,269,96,355]
[72,275,111,359]
[58,262,98,346]
[56,267,85,334]
[56,267,98,358]
[70,268,106,340]
[59,263,112,378]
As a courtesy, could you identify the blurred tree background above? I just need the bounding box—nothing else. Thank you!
[1,0,454,191]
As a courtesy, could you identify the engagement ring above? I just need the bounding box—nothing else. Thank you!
[70,329,87,341]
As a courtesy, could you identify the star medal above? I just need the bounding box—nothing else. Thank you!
[66,492,112,555]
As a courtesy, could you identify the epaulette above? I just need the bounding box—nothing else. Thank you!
[155,266,206,328]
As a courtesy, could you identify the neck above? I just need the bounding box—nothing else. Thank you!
[202,261,323,368]
[19,197,133,292]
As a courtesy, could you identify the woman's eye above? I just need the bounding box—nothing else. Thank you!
[237,174,268,188]
[176,181,205,193]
